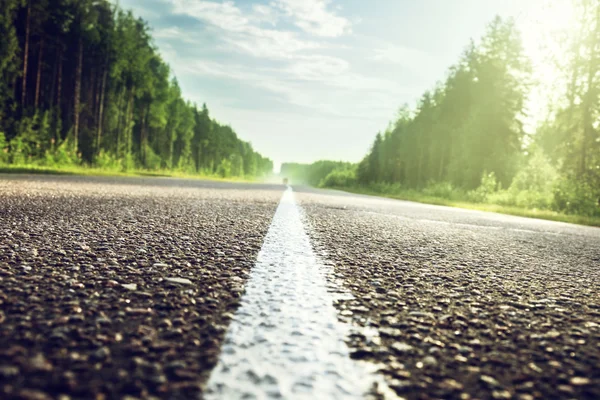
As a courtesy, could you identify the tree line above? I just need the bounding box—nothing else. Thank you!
[310,3,599,217]
[280,161,354,186]
[0,0,273,177]
[359,16,529,191]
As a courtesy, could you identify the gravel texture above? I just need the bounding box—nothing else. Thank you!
[296,188,600,400]
[0,175,281,400]
[2,176,599,400]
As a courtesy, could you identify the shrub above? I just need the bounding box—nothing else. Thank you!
[0,132,8,164]
[94,150,121,170]
[319,168,357,188]
[423,181,463,200]
[467,171,499,202]
[552,178,600,216]
[121,153,135,172]
[9,136,29,165]
[486,151,559,210]
[367,182,404,195]
[217,158,232,178]
[52,138,79,166]
[142,145,162,171]
[510,151,558,193]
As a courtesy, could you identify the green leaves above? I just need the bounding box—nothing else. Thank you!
[0,0,273,178]
[355,16,530,191]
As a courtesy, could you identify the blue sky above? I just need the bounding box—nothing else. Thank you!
[116,0,557,168]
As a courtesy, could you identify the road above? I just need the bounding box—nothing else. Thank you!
[0,175,598,399]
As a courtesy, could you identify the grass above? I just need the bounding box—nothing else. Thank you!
[328,185,600,228]
[0,163,262,183]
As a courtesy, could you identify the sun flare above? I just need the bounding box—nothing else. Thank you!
[516,0,578,123]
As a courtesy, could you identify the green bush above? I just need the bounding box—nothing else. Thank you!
[121,153,135,172]
[9,136,29,165]
[217,158,232,178]
[0,132,8,164]
[367,182,404,195]
[486,151,558,210]
[281,160,355,186]
[467,171,499,202]
[423,181,464,200]
[52,138,79,166]
[319,168,357,187]
[94,150,121,170]
[515,190,553,209]
[510,151,558,193]
[552,178,600,216]
[142,145,162,171]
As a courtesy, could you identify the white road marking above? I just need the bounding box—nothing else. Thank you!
[205,187,382,399]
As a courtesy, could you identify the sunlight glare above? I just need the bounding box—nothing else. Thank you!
[515,0,577,128]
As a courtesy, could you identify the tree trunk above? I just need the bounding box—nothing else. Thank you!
[34,37,44,109]
[140,102,149,166]
[96,63,108,155]
[89,67,96,122]
[73,37,83,151]
[126,86,135,156]
[56,48,63,112]
[49,47,58,110]
[116,85,125,156]
[21,0,31,111]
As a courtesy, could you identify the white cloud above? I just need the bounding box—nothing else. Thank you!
[285,54,349,79]
[169,0,249,32]
[220,28,322,60]
[153,27,199,44]
[166,0,323,60]
[159,1,413,121]
[274,0,351,37]
[251,3,279,25]
[177,58,405,121]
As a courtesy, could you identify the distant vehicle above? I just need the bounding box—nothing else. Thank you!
[283,178,289,185]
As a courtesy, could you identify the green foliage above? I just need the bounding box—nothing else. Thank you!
[9,136,30,165]
[0,0,272,179]
[423,182,463,201]
[467,172,499,202]
[319,167,357,188]
[510,151,558,193]
[552,178,600,217]
[93,150,121,171]
[485,151,559,209]
[47,139,79,167]
[217,158,232,178]
[0,0,20,126]
[317,7,600,220]
[356,17,529,190]
[143,145,162,171]
[0,132,9,164]
[121,153,135,172]
[281,160,354,186]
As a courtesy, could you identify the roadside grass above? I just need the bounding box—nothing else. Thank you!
[328,185,600,228]
[0,164,261,183]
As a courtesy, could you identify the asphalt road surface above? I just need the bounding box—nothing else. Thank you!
[0,175,598,400]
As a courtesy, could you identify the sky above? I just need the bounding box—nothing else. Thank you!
[115,0,570,169]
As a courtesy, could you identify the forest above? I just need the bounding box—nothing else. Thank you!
[290,4,600,219]
[0,0,273,178]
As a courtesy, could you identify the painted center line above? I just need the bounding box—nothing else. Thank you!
[205,187,380,399]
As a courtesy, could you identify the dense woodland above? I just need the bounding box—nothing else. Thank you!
[292,5,600,217]
[0,0,273,177]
